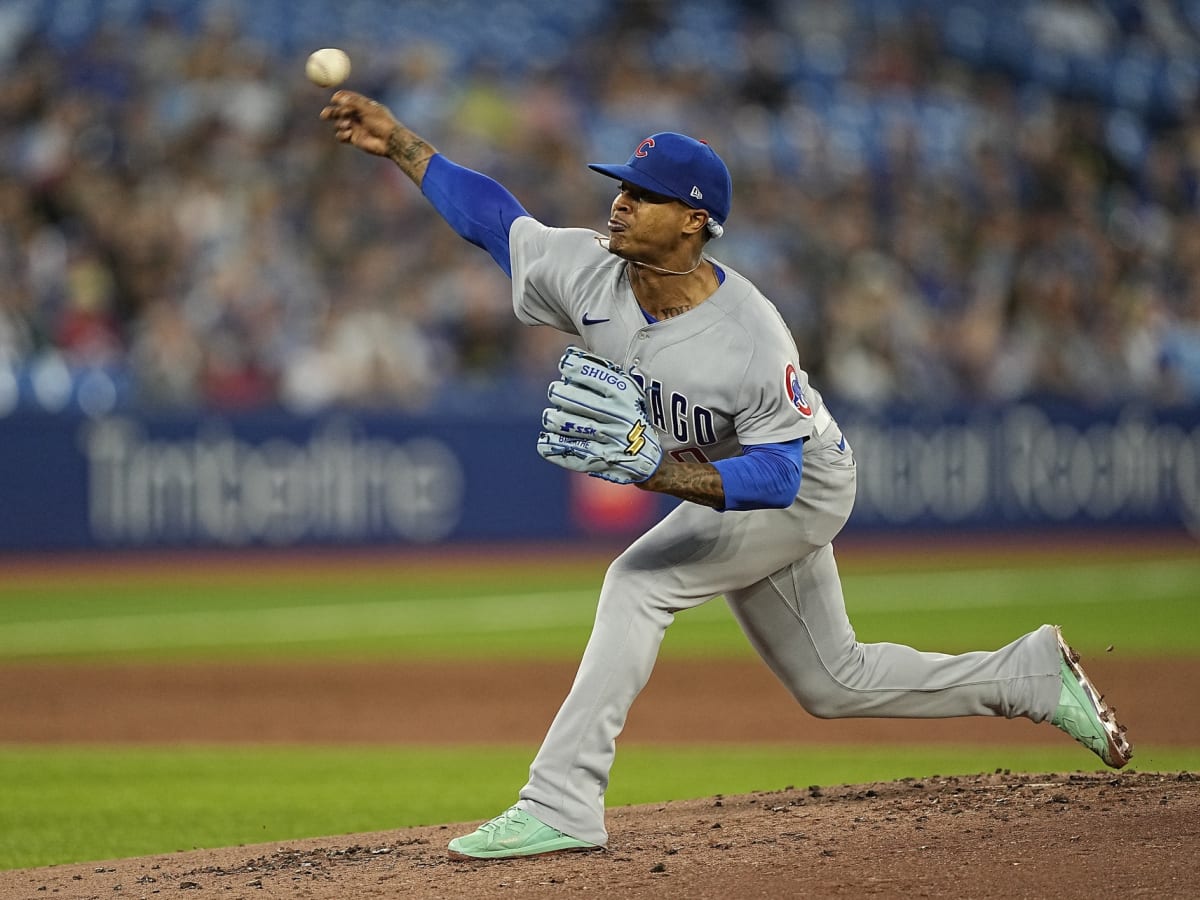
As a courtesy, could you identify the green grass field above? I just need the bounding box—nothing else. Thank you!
[1,546,1198,870]
[2,552,1197,660]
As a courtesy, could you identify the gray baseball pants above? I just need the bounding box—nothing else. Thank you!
[517,436,1064,846]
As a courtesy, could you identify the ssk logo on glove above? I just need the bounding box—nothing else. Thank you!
[562,421,598,437]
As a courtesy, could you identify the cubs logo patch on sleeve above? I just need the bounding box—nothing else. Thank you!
[785,363,813,417]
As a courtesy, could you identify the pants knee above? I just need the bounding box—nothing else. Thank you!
[784,653,863,719]
[601,555,642,600]
[597,557,660,616]
[792,685,854,719]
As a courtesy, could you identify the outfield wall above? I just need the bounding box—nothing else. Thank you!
[1,402,1197,551]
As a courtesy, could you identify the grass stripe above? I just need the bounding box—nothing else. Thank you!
[844,558,1199,610]
[0,557,1195,659]
[0,591,596,655]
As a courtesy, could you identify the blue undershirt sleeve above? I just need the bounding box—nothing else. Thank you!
[711,439,804,511]
[420,153,530,276]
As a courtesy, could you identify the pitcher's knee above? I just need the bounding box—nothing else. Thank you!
[601,557,649,603]
[598,556,674,620]
[793,685,859,719]
[781,644,870,718]
[787,663,872,718]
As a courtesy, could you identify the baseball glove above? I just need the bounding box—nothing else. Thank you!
[536,347,662,484]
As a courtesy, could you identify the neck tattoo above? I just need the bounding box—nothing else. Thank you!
[658,304,691,319]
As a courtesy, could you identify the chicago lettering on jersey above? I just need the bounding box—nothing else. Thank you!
[629,371,717,447]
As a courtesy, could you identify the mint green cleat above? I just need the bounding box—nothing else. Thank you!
[1051,627,1133,768]
[447,806,600,860]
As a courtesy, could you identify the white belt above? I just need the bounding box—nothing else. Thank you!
[812,404,833,437]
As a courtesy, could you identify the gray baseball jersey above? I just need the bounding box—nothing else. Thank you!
[506,216,1064,847]
[510,220,827,465]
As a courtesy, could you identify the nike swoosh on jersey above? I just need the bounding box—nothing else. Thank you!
[581,313,611,326]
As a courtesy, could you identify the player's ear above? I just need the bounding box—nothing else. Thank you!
[682,208,709,238]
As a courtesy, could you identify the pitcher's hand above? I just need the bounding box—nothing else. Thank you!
[320,91,398,158]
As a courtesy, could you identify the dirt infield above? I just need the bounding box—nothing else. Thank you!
[3,771,1198,899]
[0,656,1196,748]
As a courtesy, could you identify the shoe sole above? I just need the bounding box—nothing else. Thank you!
[447,845,601,861]
[1055,628,1134,768]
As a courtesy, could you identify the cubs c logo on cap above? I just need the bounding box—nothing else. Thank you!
[635,138,655,158]
[785,363,812,417]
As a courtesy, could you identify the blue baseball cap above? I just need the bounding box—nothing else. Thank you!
[589,132,732,230]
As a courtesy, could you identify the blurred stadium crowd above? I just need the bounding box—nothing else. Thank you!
[3,0,1200,417]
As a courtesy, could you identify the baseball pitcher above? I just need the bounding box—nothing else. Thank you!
[321,92,1133,860]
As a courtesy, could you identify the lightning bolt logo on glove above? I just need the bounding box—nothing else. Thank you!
[624,421,648,456]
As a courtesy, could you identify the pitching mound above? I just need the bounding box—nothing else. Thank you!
[4,771,1197,899]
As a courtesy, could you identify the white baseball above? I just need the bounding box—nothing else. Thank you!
[305,48,351,88]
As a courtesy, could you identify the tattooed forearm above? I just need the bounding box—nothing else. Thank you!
[638,459,725,509]
[385,127,437,186]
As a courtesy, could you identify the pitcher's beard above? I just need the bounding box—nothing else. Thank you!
[594,235,705,276]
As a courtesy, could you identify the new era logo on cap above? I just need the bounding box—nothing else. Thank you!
[588,132,732,228]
